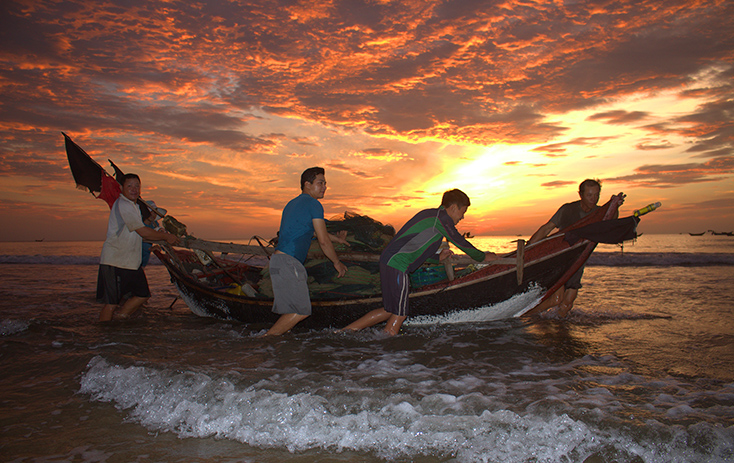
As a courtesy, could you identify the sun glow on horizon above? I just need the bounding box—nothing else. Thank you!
[0,1,731,241]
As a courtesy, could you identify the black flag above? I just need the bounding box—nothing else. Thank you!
[564,216,640,245]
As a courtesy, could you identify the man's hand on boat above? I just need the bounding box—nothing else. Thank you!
[330,230,350,246]
[333,260,348,278]
[441,249,498,264]
[136,226,181,246]
[328,230,349,277]
[438,248,454,262]
[163,232,181,246]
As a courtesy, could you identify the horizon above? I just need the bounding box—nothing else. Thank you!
[1,0,732,241]
[6,230,733,244]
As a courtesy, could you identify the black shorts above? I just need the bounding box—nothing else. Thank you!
[96,264,151,304]
[380,262,410,316]
[564,266,585,290]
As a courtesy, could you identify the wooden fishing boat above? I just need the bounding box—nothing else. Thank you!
[153,194,628,328]
[60,133,638,327]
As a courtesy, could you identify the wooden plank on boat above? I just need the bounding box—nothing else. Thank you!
[308,250,382,262]
[179,238,273,256]
[161,236,520,270]
[515,239,525,285]
[160,243,185,269]
[449,255,516,266]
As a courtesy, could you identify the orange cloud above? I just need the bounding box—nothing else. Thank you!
[1,0,733,239]
[532,136,618,156]
[608,157,734,188]
[352,148,411,162]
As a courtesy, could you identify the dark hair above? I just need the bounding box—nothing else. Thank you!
[301,167,325,190]
[441,189,471,209]
[122,173,140,184]
[579,178,601,194]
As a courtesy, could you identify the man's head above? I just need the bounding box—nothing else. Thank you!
[121,173,141,202]
[442,189,471,225]
[301,167,327,199]
[578,178,601,211]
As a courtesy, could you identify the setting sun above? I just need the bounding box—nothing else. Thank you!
[0,0,730,241]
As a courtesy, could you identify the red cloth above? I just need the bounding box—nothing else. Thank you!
[96,172,121,208]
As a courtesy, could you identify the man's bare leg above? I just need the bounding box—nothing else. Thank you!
[557,288,578,317]
[384,314,407,336]
[530,287,565,315]
[100,304,116,322]
[341,308,392,332]
[264,313,309,336]
[114,296,150,319]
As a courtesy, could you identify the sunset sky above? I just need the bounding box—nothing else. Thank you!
[1,0,732,242]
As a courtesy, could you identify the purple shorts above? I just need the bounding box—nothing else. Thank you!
[380,262,410,317]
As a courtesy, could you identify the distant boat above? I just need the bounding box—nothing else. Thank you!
[35,239,44,242]
[689,232,706,236]
[709,230,733,236]
[462,231,474,239]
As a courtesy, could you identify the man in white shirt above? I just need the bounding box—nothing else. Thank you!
[97,173,180,321]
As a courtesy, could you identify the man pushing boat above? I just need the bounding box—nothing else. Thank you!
[527,178,618,317]
[341,189,498,335]
[97,174,180,321]
[263,167,348,336]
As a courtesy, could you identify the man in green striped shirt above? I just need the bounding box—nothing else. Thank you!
[342,189,497,335]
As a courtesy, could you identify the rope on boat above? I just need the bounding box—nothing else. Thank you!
[252,235,274,260]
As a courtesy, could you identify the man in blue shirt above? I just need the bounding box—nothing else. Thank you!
[264,167,348,336]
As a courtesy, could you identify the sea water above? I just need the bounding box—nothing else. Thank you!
[1,235,733,462]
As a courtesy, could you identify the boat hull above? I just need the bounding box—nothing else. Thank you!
[155,195,623,328]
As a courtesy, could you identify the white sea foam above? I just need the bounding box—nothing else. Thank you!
[79,356,734,463]
[408,286,544,325]
[0,319,30,336]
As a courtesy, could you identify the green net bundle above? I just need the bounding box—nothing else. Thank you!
[256,212,393,299]
[325,211,395,252]
[257,259,382,300]
[253,212,473,299]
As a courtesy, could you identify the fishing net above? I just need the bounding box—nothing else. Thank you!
[257,259,382,300]
[325,211,395,252]
[252,212,462,299]
[256,212,393,299]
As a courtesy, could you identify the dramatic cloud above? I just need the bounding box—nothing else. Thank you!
[539,180,576,189]
[352,148,412,162]
[608,156,734,188]
[0,0,733,239]
[531,137,618,156]
[587,111,650,125]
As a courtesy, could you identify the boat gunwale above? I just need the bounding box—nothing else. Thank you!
[154,193,625,319]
